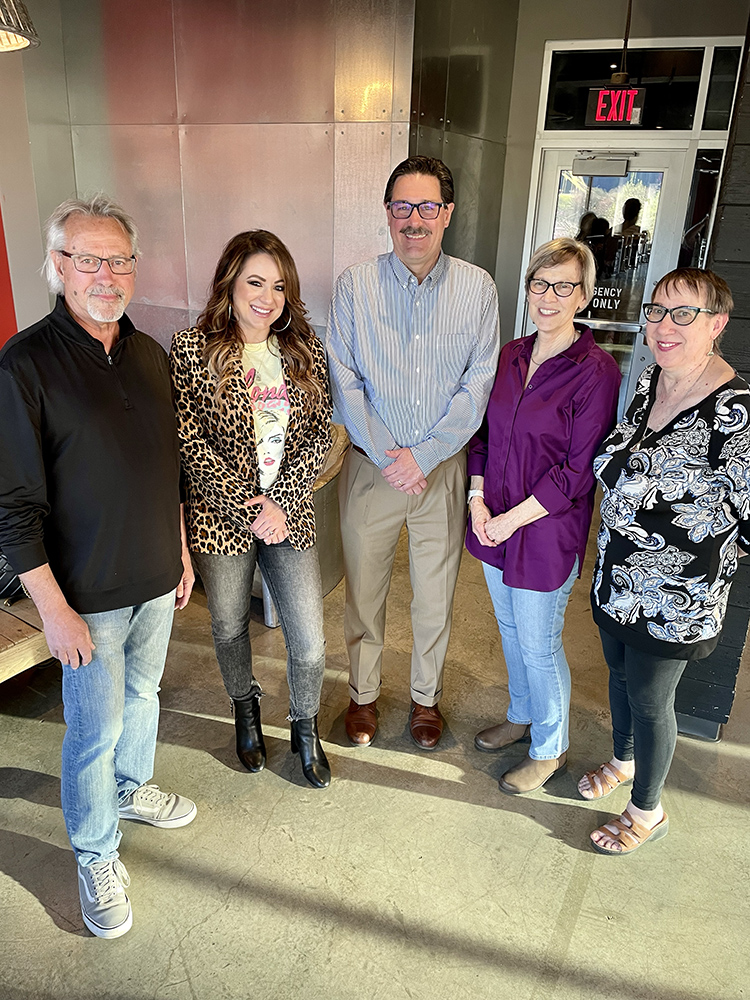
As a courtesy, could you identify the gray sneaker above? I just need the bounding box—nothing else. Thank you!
[78,859,132,939]
[118,784,197,828]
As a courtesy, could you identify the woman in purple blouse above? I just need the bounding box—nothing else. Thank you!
[467,238,621,794]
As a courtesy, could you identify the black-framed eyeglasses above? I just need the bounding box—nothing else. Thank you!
[387,200,448,220]
[643,303,716,326]
[527,278,582,298]
[58,250,137,275]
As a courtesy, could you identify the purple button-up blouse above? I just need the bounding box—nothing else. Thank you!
[465,325,621,591]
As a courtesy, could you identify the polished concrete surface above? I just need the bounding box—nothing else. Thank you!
[1,529,749,1000]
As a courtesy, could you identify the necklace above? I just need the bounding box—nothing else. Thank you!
[630,355,716,453]
[654,355,714,408]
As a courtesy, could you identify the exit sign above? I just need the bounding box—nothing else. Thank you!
[586,88,645,126]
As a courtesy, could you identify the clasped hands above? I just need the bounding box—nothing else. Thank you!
[245,494,289,544]
[470,498,517,547]
[381,447,428,495]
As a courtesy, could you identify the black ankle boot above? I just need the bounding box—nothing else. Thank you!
[233,695,266,772]
[290,716,331,788]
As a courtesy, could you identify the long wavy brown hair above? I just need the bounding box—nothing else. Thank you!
[198,230,326,404]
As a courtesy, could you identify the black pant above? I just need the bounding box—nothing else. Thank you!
[599,629,688,811]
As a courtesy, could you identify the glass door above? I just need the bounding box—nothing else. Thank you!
[529,148,691,413]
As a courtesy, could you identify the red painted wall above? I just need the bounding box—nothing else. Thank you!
[0,201,18,347]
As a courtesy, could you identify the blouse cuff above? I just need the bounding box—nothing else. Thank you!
[531,474,573,517]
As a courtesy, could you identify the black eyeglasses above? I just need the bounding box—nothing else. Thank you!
[527,278,582,298]
[387,200,448,220]
[643,303,716,326]
[58,250,137,275]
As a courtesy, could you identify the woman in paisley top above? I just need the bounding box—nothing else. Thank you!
[170,231,333,788]
[580,268,750,854]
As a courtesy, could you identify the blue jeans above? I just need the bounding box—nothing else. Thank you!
[482,559,578,760]
[192,542,325,720]
[61,590,176,867]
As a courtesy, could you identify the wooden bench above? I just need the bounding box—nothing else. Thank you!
[0,598,52,684]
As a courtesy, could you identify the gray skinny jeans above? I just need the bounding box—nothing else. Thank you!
[193,542,326,720]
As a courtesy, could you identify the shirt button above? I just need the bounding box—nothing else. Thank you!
[416,335,420,340]
[416,367,420,373]
[416,400,421,405]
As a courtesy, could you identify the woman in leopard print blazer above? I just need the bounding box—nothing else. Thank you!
[170,231,333,788]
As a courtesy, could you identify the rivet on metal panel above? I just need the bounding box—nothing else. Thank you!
[446,120,451,124]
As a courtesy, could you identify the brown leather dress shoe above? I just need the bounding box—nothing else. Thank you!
[345,699,377,746]
[498,751,567,794]
[409,700,444,750]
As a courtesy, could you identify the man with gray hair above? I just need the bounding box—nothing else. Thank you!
[0,195,196,939]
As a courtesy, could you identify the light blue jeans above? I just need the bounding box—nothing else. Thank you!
[60,590,175,867]
[482,559,578,760]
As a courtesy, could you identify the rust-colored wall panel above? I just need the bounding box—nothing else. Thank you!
[174,0,335,123]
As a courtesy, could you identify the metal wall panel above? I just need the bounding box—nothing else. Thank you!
[127,302,191,351]
[22,0,70,127]
[181,124,334,325]
[333,124,393,280]
[174,0,335,124]
[72,126,188,309]
[446,0,517,143]
[411,0,450,131]
[440,131,504,276]
[27,124,77,236]
[411,124,444,160]
[62,0,178,124]
[334,0,396,123]
[392,0,416,122]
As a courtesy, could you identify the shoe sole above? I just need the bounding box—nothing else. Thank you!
[498,761,568,795]
[118,801,197,828]
[591,816,669,856]
[81,905,132,939]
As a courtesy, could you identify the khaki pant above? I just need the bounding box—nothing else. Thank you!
[338,447,467,707]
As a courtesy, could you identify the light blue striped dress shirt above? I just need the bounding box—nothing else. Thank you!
[326,251,500,478]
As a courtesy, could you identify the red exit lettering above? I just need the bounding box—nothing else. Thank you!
[594,89,640,123]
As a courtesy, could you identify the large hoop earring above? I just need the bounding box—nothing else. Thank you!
[271,309,291,333]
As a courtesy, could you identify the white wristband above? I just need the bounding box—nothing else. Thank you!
[467,489,484,504]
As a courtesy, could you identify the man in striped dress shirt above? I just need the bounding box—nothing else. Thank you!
[327,155,500,750]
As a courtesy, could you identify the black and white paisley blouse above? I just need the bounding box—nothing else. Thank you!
[591,363,750,659]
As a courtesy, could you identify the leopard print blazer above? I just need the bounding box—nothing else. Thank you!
[170,327,332,554]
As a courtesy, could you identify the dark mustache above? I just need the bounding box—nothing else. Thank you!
[400,226,431,237]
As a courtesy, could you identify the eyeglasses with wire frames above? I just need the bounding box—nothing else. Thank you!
[57,250,137,275]
[386,200,449,220]
[527,278,582,298]
[643,303,717,326]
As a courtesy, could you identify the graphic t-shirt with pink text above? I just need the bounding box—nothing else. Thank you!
[241,336,290,490]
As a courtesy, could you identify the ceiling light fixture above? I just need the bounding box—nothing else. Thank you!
[0,0,40,52]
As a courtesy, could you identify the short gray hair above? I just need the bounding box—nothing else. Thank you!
[43,194,140,294]
[525,237,596,304]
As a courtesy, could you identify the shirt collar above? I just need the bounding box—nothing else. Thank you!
[51,294,137,350]
[520,323,597,366]
[388,250,447,289]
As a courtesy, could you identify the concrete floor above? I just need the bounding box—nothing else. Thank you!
[1,528,750,1000]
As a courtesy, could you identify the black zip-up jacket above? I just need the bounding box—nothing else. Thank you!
[0,297,182,614]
